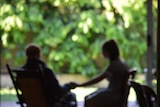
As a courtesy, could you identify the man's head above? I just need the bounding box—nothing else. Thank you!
[25,44,41,59]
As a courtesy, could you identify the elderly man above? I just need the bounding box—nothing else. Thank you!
[21,43,76,106]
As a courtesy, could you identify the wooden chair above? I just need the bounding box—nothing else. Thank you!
[119,69,137,107]
[6,64,77,107]
[94,69,137,107]
[130,81,157,107]
[142,85,157,107]
[6,64,26,107]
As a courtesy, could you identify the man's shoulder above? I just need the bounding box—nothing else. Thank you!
[41,65,55,75]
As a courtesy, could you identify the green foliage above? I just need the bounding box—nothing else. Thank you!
[1,0,157,77]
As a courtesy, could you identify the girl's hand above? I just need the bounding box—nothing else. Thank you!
[69,82,79,89]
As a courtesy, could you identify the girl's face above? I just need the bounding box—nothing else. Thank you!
[102,50,109,59]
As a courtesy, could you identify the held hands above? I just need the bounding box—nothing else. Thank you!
[68,82,79,89]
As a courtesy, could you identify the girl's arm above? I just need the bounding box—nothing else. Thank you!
[78,71,108,87]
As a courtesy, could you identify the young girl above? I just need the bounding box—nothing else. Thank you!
[70,39,129,107]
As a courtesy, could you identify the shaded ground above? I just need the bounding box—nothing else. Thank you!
[0,87,138,107]
[0,87,137,101]
[0,101,139,107]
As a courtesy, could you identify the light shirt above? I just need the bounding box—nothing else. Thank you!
[105,58,129,92]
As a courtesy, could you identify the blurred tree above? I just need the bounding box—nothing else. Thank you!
[1,0,157,77]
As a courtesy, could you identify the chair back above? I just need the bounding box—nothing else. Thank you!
[6,64,77,107]
[119,69,137,107]
[14,68,51,107]
[6,64,26,107]
[7,64,52,107]
[130,81,149,107]
[131,81,157,107]
[142,85,157,107]
[128,69,137,80]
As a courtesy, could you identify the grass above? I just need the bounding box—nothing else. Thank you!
[0,88,18,101]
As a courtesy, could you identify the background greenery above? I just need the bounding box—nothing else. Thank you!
[1,0,157,77]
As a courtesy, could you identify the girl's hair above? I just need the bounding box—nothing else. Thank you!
[102,39,119,60]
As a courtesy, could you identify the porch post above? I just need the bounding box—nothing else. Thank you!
[157,0,160,106]
[146,0,153,88]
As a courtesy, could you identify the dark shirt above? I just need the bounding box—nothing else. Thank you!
[22,58,70,101]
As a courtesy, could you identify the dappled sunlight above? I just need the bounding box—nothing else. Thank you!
[1,4,23,47]
[0,88,16,95]
[1,33,8,47]
[1,0,157,77]
[72,34,79,41]
[1,15,23,31]
[0,88,18,101]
